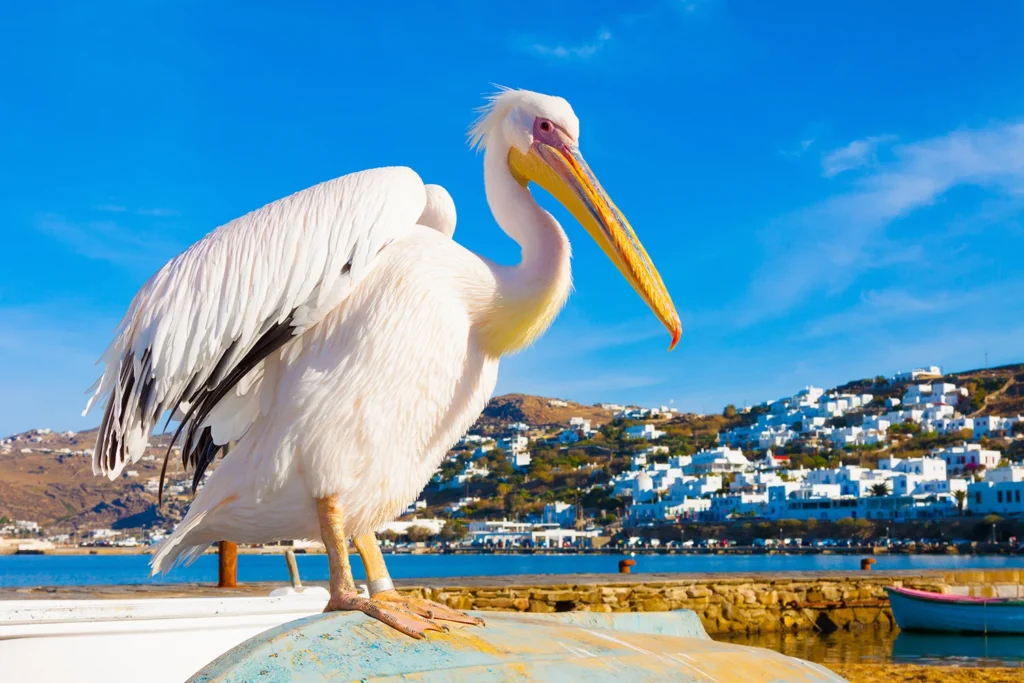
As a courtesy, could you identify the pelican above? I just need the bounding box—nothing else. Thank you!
[85,88,680,638]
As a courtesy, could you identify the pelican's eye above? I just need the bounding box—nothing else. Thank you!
[539,120,552,132]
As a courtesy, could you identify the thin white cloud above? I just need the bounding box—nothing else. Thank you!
[740,121,1024,325]
[35,213,179,269]
[801,281,1024,339]
[822,134,896,177]
[94,204,177,217]
[524,29,612,61]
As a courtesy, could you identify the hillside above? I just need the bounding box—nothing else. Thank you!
[0,428,187,532]
[478,393,616,429]
[947,363,1024,417]
[0,393,614,531]
[2,361,1021,534]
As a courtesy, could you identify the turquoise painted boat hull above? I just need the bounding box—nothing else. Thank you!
[887,586,1024,634]
[893,631,1024,663]
[190,610,847,682]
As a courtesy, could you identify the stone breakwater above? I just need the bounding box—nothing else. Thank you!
[394,570,1024,636]
[4,569,1020,638]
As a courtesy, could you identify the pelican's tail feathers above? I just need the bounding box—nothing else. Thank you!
[150,508,214,575]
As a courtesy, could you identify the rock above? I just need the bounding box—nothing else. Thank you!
[475,598,515,610]
[640,597,670,612]
[820,585,842,602]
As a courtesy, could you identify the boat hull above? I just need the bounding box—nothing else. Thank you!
[191,610,846,682]
[0,593,328,683]
[887,586,1024,634]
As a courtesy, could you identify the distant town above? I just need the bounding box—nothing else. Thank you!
[2,363,1022,555]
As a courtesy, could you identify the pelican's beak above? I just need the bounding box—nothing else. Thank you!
[509,138,682,350]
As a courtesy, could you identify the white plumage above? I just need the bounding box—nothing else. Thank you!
[86,89,680,607]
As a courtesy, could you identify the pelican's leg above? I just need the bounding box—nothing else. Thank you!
[353,533,483,626]
[317,496,443,639]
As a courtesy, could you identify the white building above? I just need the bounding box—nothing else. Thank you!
[967,468,1024,516]
[512,451,532,470]
[879,456,947,481]
[893,367,943,383]
[624,498,710,525]
[377,518,447,536]
[686,447,750,475]
[568,416,593,433]
[669,475,722,499]
[931,443,1001,474]
[496,435,529,455]
[624,424,665,440]
[541,501,576,527]
[404,499,428,514]
[439,464,490,490]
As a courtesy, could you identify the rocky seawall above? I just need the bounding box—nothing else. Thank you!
[4,569,1020,637]
[394,569,1023,636]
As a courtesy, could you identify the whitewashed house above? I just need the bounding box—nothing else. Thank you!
[624,424,665,440]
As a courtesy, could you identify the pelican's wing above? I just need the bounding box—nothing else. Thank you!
[85,166,427,481]
[419,184,457,238]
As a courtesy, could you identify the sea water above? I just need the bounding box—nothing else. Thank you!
[0,552,1019,588]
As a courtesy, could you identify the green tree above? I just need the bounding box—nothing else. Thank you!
[405,525,433,543]
[869,482,891,497]
[970,387,987,412]
[723,404,738,419]
[953,489,967,516]
[439,519,468,543]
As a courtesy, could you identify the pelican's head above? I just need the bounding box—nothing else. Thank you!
[470,88,681,350]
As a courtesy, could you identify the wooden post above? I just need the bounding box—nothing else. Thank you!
[215,442,237,589]
[284,549,302,588]
[218,541,238,587]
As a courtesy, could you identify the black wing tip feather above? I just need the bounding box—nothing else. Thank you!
[159,310,298,500]
[96,348,158,477]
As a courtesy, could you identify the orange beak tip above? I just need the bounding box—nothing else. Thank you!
[668,325,682,351]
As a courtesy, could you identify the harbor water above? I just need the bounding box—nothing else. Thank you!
[720,628,1024,670]
[0,552,1020,588]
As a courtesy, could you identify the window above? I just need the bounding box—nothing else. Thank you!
[976,492,982,504]
[997,491,1003,503]
[1017,490,1021,503]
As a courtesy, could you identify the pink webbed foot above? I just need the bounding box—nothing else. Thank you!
[371,590,485,626]
[324,592,448,639]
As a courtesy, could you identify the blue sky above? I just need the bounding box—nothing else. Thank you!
[2,1,1023,435]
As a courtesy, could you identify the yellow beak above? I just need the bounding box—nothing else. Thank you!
[509,140,682,350]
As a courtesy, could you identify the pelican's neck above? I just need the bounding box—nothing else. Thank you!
[480,144,572,355]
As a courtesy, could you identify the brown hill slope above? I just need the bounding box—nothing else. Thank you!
[0,428,186,531]
[947,363,1024,416]
[479,393,616,428]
